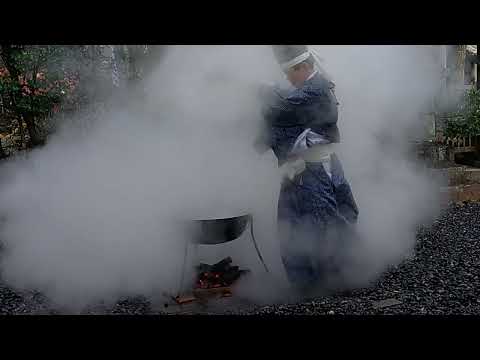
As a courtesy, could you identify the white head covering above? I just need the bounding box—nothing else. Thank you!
[274,45,333,82]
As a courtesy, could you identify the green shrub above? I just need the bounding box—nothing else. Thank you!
[445,88,480,138]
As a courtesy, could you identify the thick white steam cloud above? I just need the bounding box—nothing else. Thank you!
[0,45,445,311]
[314,45,444,287]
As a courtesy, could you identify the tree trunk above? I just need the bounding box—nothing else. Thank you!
[110,45,121,88]
[443,45,467,111]
[18,117,25,149]
[24,114,45,148]
[477,45,479,90]
[453,45,467,88]
[139,45,168,79]
[0,139,7,159]
[126,45,142,85]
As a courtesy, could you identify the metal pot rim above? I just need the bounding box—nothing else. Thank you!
[192,213,251,222]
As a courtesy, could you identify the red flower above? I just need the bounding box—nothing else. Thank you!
[0,67,10,77]
[21,85,32,96]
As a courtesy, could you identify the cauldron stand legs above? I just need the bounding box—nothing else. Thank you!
[175,216,269,297]
[176,240,186,297]
[248,216,269,273]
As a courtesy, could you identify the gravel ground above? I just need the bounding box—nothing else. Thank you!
[1,202,480,315]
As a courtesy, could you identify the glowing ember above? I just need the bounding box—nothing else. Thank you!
[194,257,249,290]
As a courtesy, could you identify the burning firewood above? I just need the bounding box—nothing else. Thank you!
[195,257,250,290]
[193,286,232,300]
[174,295,197,305]
[167,257,249,307]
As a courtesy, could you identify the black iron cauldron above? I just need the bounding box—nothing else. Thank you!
[175,214,268,295]
[192,214,251,245]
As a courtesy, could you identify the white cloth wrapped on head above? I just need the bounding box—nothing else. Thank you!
[280,51,311,72]
[279,47,333,83]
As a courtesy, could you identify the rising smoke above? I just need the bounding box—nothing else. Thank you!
[0,45,445,311]
[314,45,445,287]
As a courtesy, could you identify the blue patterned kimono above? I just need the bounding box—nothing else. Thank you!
[259,72,359,290]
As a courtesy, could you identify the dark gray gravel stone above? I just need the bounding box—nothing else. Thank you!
[2,201,480,315]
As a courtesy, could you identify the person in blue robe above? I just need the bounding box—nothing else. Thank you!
[257,45,359,293]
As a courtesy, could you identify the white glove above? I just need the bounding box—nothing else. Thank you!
[280,158,306,181]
